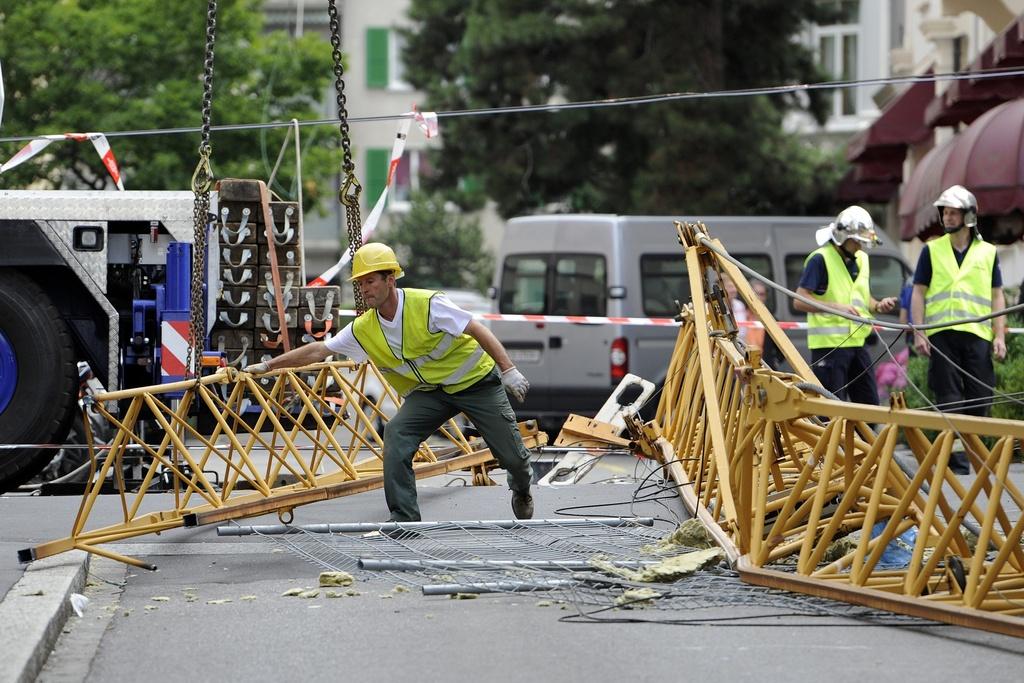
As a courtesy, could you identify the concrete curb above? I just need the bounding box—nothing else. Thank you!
[0,551,90,683]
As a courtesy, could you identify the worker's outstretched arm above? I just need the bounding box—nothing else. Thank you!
[465,320,529,402]
[465,320,514,371]
[244,341,332,374]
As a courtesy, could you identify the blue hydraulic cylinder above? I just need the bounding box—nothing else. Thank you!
[165,242,191,312]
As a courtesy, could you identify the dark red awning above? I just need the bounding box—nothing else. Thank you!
[897,136,956,239]
[948,98,1024,214]
[841,75,935,203]
[925,14,1024,127]
[847,75,935,163]
[836,169,900,204]
[899,98,1024,240]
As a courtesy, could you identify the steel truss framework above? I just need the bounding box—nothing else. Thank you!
[20,361,544,569]
[574,222,1024,638]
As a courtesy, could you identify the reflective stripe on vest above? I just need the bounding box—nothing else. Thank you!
[351,288,495,396]
[923,234,995,341]
[806,245,873,350]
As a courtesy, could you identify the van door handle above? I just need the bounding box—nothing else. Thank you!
[549,336,562,349]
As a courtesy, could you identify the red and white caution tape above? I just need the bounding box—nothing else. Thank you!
[412,107,438,138]
[335,309,1024,333]
[332,309,807,329]
[308,110,438,287]
[0,132,125,190]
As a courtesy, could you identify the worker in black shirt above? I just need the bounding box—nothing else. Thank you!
[794,206,897,404]
[910,185,1006,474]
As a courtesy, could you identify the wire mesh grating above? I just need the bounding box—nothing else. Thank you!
[233,518,941,627]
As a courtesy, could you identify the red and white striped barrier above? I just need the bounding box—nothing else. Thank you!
[307,110,438,287]
[332,309,815,329]
[0,132,125,190]
[333,308,1024,333]
[160,320,190,379]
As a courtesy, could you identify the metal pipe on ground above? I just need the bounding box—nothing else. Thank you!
[359,558,659,571]
[217,517,656,536]
[422,579,576,596]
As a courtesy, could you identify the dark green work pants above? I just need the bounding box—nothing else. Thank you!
[382,368,534,521]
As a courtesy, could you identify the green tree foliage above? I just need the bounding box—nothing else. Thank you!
[403,0,844,218]
[0,0,337,208]
[380,192,493,292]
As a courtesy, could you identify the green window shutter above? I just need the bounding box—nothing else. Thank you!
[365,148,389,207]
[366,28,389,89]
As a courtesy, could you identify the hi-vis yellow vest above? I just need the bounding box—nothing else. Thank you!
[924,234,996,341]
[351,289,494,396]
[806,246,872,349]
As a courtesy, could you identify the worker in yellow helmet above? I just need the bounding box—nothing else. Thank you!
[245,243,534,522]
[794,206,898,403]
[910,185,1006,474]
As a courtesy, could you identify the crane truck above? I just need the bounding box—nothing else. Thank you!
[0,180,336,491]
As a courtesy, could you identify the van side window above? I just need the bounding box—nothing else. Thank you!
[641,255,689,317]
[733,254,775,313]
[499,255,547,314]
[785,254,809,316]
[552,255,607,316]
[868,255,909,318]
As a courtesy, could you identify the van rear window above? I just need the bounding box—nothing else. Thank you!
[499,255,547,314]
[499,254,608,315]
[552,255,606,316]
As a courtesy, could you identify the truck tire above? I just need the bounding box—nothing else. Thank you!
[0,271,79,492]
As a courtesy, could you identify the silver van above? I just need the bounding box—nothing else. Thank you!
[488,214,910,431]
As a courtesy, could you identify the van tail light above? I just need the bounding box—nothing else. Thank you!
[610,337,628,383]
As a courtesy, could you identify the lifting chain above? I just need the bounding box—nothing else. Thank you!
[187,0,218,379]
[327,0,365,313]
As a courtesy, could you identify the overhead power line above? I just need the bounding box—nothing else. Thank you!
[1,65,1023,145]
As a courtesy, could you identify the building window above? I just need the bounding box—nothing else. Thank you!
[391,150,433,209]
[363,148,432,211]
[366,27,410,91]
[813,0,860,118]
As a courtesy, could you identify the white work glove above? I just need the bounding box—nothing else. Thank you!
[243,361,270,374]
[501,366,529,403]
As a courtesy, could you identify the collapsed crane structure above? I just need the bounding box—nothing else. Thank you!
[586,221,1024,638]
[21,219,1024,641]
[18,360,545,569]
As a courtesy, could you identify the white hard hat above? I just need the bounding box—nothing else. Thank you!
[817,205,880,249]
[934,184,978,230]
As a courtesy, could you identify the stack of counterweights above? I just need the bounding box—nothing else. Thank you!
[212,179,341,384]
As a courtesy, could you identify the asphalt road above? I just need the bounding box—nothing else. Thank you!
[4,460,1024,682]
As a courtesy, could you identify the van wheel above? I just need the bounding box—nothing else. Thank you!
[0,271,79,492]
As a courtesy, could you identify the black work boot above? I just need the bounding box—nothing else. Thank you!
[512,490,534,520]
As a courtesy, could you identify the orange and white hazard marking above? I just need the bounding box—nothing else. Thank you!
[160,320,190,378]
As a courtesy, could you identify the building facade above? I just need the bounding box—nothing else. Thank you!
[264,0,503,283]
[843,0,1024,285]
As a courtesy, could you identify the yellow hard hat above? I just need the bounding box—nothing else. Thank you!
[349,242,405,281]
